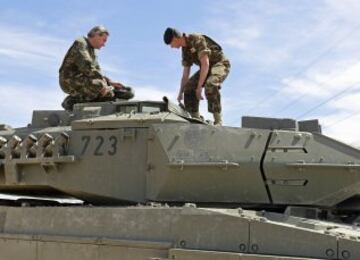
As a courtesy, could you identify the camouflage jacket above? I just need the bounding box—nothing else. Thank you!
[59,37,103,80]
[182,33,227,67]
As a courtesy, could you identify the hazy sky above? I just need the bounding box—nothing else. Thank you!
[1,0,360,146]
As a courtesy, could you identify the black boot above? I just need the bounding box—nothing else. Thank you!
[61,96,79,111]
[113,86,135,100]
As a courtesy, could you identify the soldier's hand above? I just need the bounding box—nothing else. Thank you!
[100,86,114,97]
[177,92,184,102]
[196,87,204,101]
[110,82,124,89]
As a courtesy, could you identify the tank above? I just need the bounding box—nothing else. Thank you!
[0,97,359,260]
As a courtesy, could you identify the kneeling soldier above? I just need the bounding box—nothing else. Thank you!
[59,25,134,111]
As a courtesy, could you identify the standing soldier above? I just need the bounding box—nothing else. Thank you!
[59,25,134,111]
[163,27,230,125]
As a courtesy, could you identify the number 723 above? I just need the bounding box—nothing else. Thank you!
[80,135,118,156]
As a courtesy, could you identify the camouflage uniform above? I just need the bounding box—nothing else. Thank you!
[59,37,133,110]
[182,34,230,114]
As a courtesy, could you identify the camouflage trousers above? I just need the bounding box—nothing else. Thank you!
[61,87,134,111]
[183,60,230,113]
[60,75,108,101]
[59,75,134,111]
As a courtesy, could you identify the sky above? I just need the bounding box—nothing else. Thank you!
[1,0,360,146]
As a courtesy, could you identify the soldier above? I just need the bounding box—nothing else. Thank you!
[163,27,230,125]
[59,25,134,111]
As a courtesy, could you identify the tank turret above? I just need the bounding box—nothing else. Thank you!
[1,97,360,213]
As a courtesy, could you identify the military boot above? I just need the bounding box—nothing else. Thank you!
[213,112,223,126]
[113,86,135,100]
[190,112,201,119]
[61,95,78,112]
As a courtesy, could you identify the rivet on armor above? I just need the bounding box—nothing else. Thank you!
[239,243,246,252]
[251,244,259,252]
[179,240,186,248]
[341,250,350,259]
[325,248,334,257]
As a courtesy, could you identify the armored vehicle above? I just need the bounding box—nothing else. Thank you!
[0,97,359,260]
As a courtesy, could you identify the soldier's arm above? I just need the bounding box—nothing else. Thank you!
[74,41,103,79]
[197,55,209,89]
[193,35,211,100]
[195,55,209,100]
[178,66,191,102]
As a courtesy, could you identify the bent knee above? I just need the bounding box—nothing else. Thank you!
[205,84,220,97]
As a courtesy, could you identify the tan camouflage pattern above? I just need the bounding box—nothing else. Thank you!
[59,37,106,101]
[61,86,135,111]
[182,34,226,67]
[182,34,230,113]
[184,61,230,113]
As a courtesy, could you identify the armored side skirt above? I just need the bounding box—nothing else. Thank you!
[0,206,358,260]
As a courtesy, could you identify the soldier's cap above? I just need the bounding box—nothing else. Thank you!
[87,25,110,38]
[163,27,181,44]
